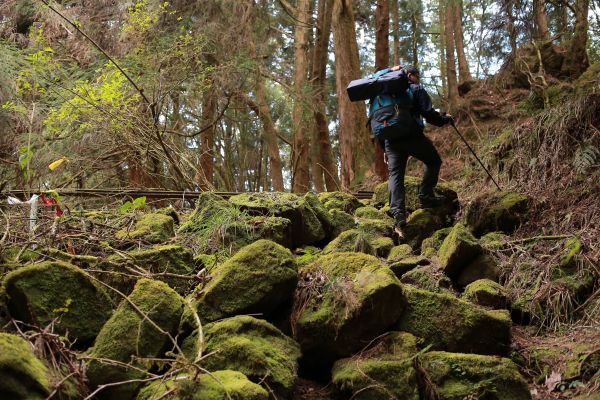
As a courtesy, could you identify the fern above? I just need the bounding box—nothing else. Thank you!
[573,144,600,175]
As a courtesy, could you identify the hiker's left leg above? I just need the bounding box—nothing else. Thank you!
[405,134,442,199]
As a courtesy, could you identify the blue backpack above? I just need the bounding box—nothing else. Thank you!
[368,75,424,141]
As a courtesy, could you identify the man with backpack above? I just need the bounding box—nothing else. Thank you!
[372,65,453,230]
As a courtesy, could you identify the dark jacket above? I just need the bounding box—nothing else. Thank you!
[409,83,449,127]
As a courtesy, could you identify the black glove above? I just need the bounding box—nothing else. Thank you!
[442,113,454,125]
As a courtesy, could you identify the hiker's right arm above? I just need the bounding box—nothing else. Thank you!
[412,85,451,126]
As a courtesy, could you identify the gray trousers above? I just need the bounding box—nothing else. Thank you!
[385,133,442,218]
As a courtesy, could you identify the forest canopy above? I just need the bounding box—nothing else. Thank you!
[0,0,598,192]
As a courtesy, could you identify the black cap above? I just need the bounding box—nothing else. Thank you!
[404,65,420,76]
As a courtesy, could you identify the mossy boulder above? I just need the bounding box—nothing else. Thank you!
[389,255,430,278]
[397,285,512,355]
[356,216,394,238]
[0,333,50,400]
[229,192,326,246]
[178,192,231,232]
[387,244,413,263]
[190,240,297,323]
[2,261,113,346]
[323,229,393,258]
[329,209,356,237]
[400,266,452,293]
[465,191,530,236]
[371,177,459,214]
[293,252,404,361]
[403,208,444,250]
[463,279,507,309]
[317,191,363,214]
[183,316,300,398]
[479,231,510,250]
[331,332,420,400]
[115,213,175,244]
[421,227,452,257]
[100,245,195,296]
[557,236,583,272]
[155,206,180,225]
[528,342,600,385]
[136,370,269,400]
[438,223,482,279]
[354,206,387,220]
[87,278,184,400]
[419,351,531,399]
[294,246,322,267]
[303,192,335,238]
[456,253,501,287]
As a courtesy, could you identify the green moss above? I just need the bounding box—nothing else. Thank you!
[463,279,507,309]
[420,351,531,400]
[115,213,175,244]
[354,206,387,220]
[403,208,444,250]
[558,236,583,271]
[329,209,356,237]
[295,252,404,360]
[182,316,300,398]
[438,223,482,279]
[0,333,50,399]
[390,256,429,277]
[193,254,217,272]
[192,240,296,323]
[1,246,39,263]
[2,261,113,346]
[317,191,363,214]
[46,248,99,269]
[371,177,459,213]
[356,217,394,237]
[465,191,529,236]
[574,62,600,94]
[101,245,195,296]
[304,192,335,238]
[479,231,510,250]
[421,227,452,257]
[178,192,231,233]
[324,229,392,257]
[154,206,179,225]
[370,236,395,257]
[87,278,184,400]
[387,244,413,263]
[331,332,420,400]
[295,246,322,266]
[397,285,512,355]
[400,266,451,292]
[229,192,326,246]
[136,370,268,400]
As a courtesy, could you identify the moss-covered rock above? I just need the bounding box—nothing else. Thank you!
[465,191,530,236]
[317,191,363,214]
[136,370,269,400]
[304,192,335,238]
[329,209,356,237]
[179,192,231,232]
[229,192,326,246]
[419,351,531,399]
[2,261,113,346]
[87,278,184,400]
[190,240,297,323]
[479,231,510,250]
[294,246,322,267]
[155,206,180,225]
[115,213,175,244]
[293,252,404,361]
[403,208,444,250]
[557,236,583,272]
[354,206,387,220]
[389,255,430,278]
[100,244,195,296]
[387,244,413,263]
[463,279,507,309]
[324,229,393,257]
[456,253,501,287]
[371,177,459,214]
[397,285,512,355]
[331,332,420,400]
[356,217,394,238]
[0,333,50,400]
[400,265,452,292]
[421,227,452,257]
[183,316,300,399]
[528,342,599,385]
[438,223,482,279]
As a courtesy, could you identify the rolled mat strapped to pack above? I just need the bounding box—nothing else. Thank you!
[346,68,409,102]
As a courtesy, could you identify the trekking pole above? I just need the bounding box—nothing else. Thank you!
[450,121,502,191]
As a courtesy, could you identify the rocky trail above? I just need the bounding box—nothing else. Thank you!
[0,178,598,400]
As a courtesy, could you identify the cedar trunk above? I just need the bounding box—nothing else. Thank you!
[255,81,285,191]
[197,89,216,190]
[533,0,551,41]
[332,0,374,189]
[452,0,472,83]
[391,0,400,65]
[443,0,459,108]
[291,0,311,192]
[561,0,590,77]
[311,0,339,191]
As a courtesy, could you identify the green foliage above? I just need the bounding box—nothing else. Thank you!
[118,196,147,214]
[573,144,600,175]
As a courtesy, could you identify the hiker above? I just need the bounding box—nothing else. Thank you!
[379,65,453,229]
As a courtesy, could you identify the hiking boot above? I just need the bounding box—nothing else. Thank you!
[394,214,407,229]
[419,194,445,209]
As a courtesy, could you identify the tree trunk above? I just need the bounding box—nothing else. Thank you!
[332,0,374,189]
[505,0,517,57]
[532,0,551,41]
[311,0,339,192]
[438,0,447,94]
[374,0,389,183]
[561,0,590,77]
[291,0,311,192]
[443,0,459,108]
[411,12,419,66]
[452,0,471,83]
[196,89,216,190]
[391,0,400,65]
